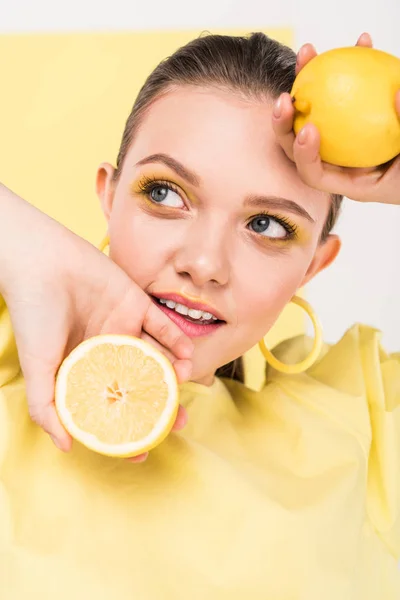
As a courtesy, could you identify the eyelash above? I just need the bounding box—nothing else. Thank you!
[247,211,298,240]
[136,175,298,240]
[137,175,184,205]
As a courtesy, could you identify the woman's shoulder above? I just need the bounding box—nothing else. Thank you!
[218,325,400,559]
[258,324,399,442]
[218,324,399,409]
[260,324,400,558]
[220,323,400,488]
[270,323,399,400]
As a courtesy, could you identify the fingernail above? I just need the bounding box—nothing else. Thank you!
[297,127,308,145]
[50,435,63,450]
[273,97,282,118]
[135,455,148,463]
[360,32,372,45]
[127,453,148,463]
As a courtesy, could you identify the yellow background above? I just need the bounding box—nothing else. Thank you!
[0,28,303,389]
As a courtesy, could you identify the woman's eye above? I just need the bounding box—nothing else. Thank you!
[248,215,288,239]
[149,185,184,208]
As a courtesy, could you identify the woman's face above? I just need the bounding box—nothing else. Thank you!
[98,86,339,384]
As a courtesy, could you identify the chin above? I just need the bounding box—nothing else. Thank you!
[187,361,217,386]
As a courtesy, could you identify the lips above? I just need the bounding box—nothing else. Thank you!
[151,292,225,322]
[150,292,226,339]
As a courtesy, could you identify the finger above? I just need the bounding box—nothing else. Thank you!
[126,452,149,463]
[295,35,372,79]
[97,284,194,361]
[172,405,188,431]
[172,359,193,383]
[143,301,194,360]
[293,124,355,195]
[295,43,317,75]
[356,32,373,48]
[293,125,327,191]
[141,331,192,383]
[376,154,400,205]
[294,126,400,203]
[24,367,72,452]
[272,93,296,161]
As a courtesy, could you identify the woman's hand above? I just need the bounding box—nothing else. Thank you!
[0,185,193,460]
[273,33,400,206]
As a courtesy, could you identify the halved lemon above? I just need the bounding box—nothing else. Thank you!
[55,335,179,457]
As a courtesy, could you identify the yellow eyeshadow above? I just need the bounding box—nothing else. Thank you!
[291,227,310,245]
[131,173,312,244]
[130,171,197,203]
[260,222,311,246]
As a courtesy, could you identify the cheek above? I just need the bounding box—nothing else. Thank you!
[234,250,308,335]
[107,201,173,287]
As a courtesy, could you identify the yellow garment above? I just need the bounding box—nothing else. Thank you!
[0,299,399,599]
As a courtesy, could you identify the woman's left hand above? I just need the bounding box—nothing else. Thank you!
[272,33,400,206]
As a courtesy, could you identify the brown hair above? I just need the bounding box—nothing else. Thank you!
[114,32,342,383]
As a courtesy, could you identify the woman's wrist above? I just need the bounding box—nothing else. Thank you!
[0,183,23,296]
[0,184,55,297]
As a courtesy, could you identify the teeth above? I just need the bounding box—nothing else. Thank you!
[175,303,189,316]
[203,312,213,320]
[157,297,219,321]
[188,309,203,319]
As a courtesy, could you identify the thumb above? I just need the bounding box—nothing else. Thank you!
[24,366,72,452]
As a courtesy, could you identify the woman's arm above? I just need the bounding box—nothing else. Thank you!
[0,184,192,456]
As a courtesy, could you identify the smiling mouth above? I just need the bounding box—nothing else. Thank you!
[151,294,226,329]
[151,295,226,326]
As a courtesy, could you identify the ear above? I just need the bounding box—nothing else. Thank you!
[301,234,341,286]
[96,162,116,221]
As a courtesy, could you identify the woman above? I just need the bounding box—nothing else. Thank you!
[0,32,399,599]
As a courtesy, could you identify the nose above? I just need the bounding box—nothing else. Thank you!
[173,216,231,288]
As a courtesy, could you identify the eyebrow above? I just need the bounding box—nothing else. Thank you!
[136,153,200,187]
[244,195,315,223]
[136,153,314,223]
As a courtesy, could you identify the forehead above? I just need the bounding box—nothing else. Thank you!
[124,86,329,221]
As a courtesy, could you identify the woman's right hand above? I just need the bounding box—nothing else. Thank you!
[273,33,400,206]
[0,185,193,460]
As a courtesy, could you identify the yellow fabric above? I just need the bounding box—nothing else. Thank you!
[0,297,399,599]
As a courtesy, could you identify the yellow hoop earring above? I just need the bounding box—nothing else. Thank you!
[258,296,323,375]
[99,235,110,252]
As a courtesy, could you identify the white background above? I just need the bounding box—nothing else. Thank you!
[1,0,399,350]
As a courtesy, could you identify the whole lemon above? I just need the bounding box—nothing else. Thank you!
[291,47,400,167]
